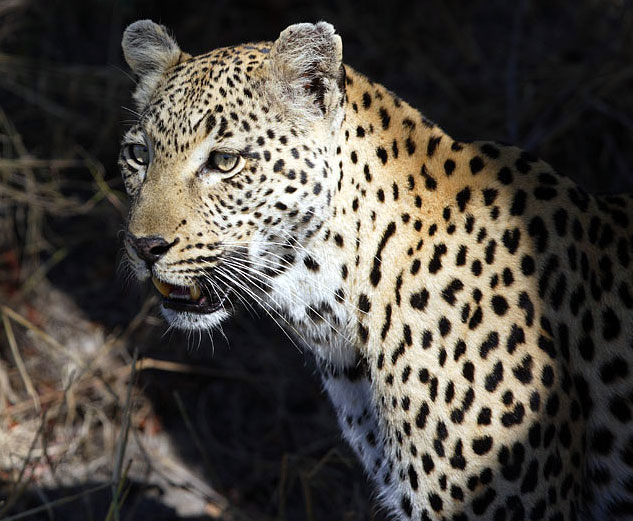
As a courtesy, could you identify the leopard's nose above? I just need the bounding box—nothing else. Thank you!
[128,234,179,265]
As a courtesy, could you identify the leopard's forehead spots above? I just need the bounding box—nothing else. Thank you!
[140,43,272,150]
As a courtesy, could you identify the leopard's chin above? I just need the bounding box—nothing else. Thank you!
[160,305,231,331]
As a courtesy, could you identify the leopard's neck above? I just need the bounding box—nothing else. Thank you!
[261,67,449,371]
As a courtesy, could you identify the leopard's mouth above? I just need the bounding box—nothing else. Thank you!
[151,277,227,314]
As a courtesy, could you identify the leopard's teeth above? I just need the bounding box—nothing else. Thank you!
[152,277,172,297]
[190,283,201,300]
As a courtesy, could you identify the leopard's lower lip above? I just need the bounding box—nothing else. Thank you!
[162,295,224,314]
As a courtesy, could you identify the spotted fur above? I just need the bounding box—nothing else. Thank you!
[120,20,633,521]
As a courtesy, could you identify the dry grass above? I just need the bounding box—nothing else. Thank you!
[1,0,633,519]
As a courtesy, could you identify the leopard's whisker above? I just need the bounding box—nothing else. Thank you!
[213,268,308,353]
[219,258,353,346]
[220,253,368,317]
[217,244,365,314]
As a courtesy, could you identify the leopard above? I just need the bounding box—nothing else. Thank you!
[119,19,633,521]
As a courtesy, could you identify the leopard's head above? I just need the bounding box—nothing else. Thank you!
[119,20,346,330]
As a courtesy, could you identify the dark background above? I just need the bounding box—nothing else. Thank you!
[1,1,633,519]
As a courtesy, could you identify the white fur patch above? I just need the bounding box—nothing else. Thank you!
[161,306,230,331]
[321,374,401,517]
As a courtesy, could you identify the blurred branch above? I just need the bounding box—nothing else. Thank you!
[1,309,40,412]
[0,77,93,130]
[1,483,111,521]
[0,409,47,517]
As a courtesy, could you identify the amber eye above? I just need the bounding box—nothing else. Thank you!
[125,143,149,167]
[208,151,240,173]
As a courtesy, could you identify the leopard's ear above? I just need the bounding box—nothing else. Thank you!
[263,22,346,123]
[122,20,190,108]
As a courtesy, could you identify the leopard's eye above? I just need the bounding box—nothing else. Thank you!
[125,143,150,167]
[209,152,239,173]
[201,151,245,177]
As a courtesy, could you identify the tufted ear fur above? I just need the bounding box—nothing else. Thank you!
[122,20,190,108]
[262,22,346,123]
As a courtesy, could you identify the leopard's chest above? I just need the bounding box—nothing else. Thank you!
[261,243,357,366]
